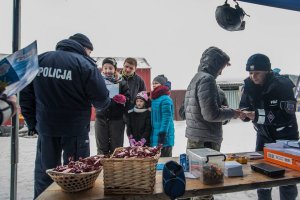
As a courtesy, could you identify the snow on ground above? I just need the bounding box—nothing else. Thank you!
[1,114,300,200]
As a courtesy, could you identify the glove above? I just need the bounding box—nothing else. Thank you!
[128,135,136,147]
[135,138,146,147]
[28,128,38,136]
[140,138,146,145]
[112,94,126,105]
[158,132,166,145]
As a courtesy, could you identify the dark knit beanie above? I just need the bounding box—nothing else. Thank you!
[246,53,271,71]
[69,33,93,50]
[153,74,168,86]
[102,57,117,69]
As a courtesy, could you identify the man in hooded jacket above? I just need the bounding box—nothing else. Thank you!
[184,47,241,200]
[185,46,241,151]
[20,33,110,198]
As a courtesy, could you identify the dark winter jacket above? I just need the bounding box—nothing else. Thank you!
[122,73,146,108]
[127,108,151,146]
[184,47,234,144]
[96,75,131,120]
[20,39,110,136]
[239,73,299,141]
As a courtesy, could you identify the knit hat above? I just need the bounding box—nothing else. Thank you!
[136,91,149,102]
[246,53,271,71]
[153,74,168,86]
[69,33,93,50]
[102,57,117,69]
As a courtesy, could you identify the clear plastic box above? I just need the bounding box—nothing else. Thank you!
[187,148,226,185]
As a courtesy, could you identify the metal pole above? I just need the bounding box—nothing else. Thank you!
[11,0,21,199]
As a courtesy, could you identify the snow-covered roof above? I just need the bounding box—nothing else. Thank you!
[217,81,243,87]
[93,57,151,69]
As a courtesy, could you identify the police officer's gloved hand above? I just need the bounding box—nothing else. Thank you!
[158,132,166,145]
[28,128,38,136]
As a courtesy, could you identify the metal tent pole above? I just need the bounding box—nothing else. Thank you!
[11,0,21,199]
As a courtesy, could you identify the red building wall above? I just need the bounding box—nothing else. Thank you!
[135,68,151,92]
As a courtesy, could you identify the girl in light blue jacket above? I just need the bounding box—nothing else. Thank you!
[150,75,174,157]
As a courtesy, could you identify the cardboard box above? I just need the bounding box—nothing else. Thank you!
[225,161,243,177]
[264,147,300,171]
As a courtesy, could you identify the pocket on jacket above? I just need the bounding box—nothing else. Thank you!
[274,125,299,140]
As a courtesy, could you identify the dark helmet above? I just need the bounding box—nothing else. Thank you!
[215,2,246,31]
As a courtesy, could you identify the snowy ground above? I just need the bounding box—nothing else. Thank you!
[1,114,300,200]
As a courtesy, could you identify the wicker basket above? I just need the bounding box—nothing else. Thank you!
[102,147,160,194]
[46,167,102,192]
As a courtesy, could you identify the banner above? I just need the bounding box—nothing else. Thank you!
[0,41,39,96]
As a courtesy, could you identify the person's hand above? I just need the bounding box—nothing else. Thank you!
[128,135,136,147]
[245,111,255,120]
[158,132,166,144]
[238,111,247,120]
[232,109,242,119]
[141,138,146,145]
[112,94,126,105]
[28,128,38,136]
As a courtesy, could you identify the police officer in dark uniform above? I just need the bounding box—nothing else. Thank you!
[239,53,299,200]
[20,33,110,199]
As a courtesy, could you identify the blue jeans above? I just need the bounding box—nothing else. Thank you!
[34,134,90,199]
[256,134,298,200]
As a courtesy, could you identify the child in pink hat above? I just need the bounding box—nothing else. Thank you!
[127,91,151,146]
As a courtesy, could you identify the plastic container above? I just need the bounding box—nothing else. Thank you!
[187,148,226,185]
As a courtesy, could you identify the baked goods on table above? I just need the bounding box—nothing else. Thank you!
[226,154,248,164]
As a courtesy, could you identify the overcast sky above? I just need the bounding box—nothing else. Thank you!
[0,0,299,89]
